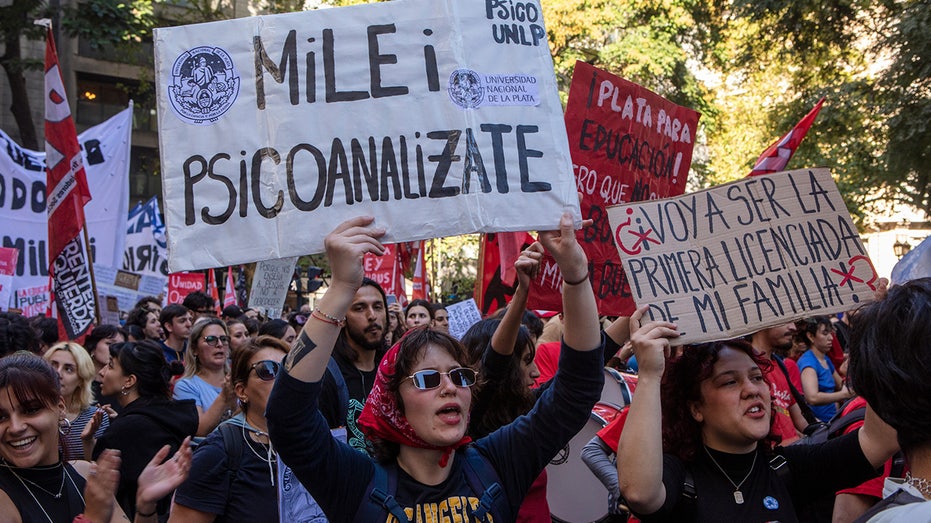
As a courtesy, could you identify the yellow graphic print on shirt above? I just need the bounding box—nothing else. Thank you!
[384,496,494,523]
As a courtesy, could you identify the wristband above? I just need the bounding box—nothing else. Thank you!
[563,271,590,286]
[312,307,346,327]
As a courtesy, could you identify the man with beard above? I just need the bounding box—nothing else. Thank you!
[749,322,811,444]
[318,277,388,452]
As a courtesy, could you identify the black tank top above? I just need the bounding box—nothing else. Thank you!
[0,461,87,522]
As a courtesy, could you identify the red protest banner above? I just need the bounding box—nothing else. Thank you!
[0,248,19,276]
[364,243,407,305]
[528,62,701,315]
[167,272,205,304]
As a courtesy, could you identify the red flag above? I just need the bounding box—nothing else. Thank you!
[411,241,430,301]
[497,231,535,285]
[45,26,96,340]
[748,98,825,176]
[364,244,407,305]
[223,267,237,307]
[207,268,222,315]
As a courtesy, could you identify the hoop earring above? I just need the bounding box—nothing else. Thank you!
[120,385,129,396]
[59,417,72,437]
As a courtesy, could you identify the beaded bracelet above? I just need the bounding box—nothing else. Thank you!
[312,307,346,327]
[563,271,590,286]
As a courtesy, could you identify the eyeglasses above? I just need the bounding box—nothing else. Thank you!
[202,335,230,347]
[405,367,477,390]
[249,360,280,381]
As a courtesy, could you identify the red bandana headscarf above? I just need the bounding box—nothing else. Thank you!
[358,339,472,467]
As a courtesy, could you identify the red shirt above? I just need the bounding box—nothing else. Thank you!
[764,361,800,444]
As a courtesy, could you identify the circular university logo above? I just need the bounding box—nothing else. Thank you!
[168,46,240,125]
[447,69,484,109]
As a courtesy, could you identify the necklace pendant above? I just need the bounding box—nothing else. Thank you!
[53,493,61,499]
[734,490,744,504]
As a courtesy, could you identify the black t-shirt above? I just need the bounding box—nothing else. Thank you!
[318,346,384,452]
[637,432,879,523]
[173,423,278,522]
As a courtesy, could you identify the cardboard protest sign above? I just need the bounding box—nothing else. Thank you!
[0,248,19,309]
[0,108,132,294]
[167,272,205,304]
[607,168,879,344]
[528,62,700,315]
[248,257,297,320]
[446,298,482,340]
[94,265,167,313]
[154,0,579,272]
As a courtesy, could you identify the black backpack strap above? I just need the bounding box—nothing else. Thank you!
[326,357,350,427]
[460,448,511,523]
[773,355,819,426]
[216,422,244,505]
[852,487,926,523]
[366,464,410,522]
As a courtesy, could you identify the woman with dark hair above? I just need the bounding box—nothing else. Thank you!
[258,318,297,345]
[404,299,433,329]
[617,311,898,522]
[126,308,163,342]
[266,213,603,521]
[385,301,406,346]
[0,311,39,356]
[174,318,237,436]
[170,335,290,522]
[0,352,192,523]
[93,340,199,518]
[44,342,110,460]
[226,318,251,353]
[84,324,126,410]
[797,315,853,422]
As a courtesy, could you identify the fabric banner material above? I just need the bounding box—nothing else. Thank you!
[224,266,237,307]
[154,0,578,272]
[123,196,169,278]
[891,235,931,285]
[749,98,824,176]
[45,27,96,339]
[474,232,534,315]
[364,243,406,304]
[1,108,132,295]
[527,62,700,315]
[607,168,878,344]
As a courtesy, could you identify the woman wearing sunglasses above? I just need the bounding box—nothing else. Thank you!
[93,340,200,518]
[267,213,604,521]
[174,318,238,437]
[169,335,289,522]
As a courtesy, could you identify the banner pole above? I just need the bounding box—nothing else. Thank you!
[83,226,102,326]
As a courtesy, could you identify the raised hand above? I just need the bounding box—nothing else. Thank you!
[514,242,543,289]
[538,212,589,284]
[136,437,193,514]
[82,449,121,523]
[628,306,679,379]
[323,216,386,290]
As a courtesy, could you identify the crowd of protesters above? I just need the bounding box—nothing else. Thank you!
[0,216,929,522]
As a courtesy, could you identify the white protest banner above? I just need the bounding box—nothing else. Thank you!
[15,284,51,317]
[607,168,879,344]
[445,298,482,340]
[123,197,169,277]
[94,264,167,313]
[0,107,132,293]
[154,0,578,272]
[248,257,297,319]
[0,247,18,309]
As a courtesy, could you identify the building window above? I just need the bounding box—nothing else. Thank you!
[130,146,161,205]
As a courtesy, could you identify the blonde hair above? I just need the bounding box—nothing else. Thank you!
[183,317,229,379]
[43,341,95,409]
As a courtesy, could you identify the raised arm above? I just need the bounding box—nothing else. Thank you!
[616,307,679,515]
[857,403,899,469]
[538,212,599,352]
[490,242,543,356]
[282,216,386,383]
[801,367,853,406]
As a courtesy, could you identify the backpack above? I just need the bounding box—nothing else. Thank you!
[852,486,927,523]
[216,422,245,507]
[357,446,513,523]
[325,357,350,427]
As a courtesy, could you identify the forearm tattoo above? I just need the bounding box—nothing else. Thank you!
[284,331,318,372]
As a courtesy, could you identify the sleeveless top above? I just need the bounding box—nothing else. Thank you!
[0,461,87,522]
